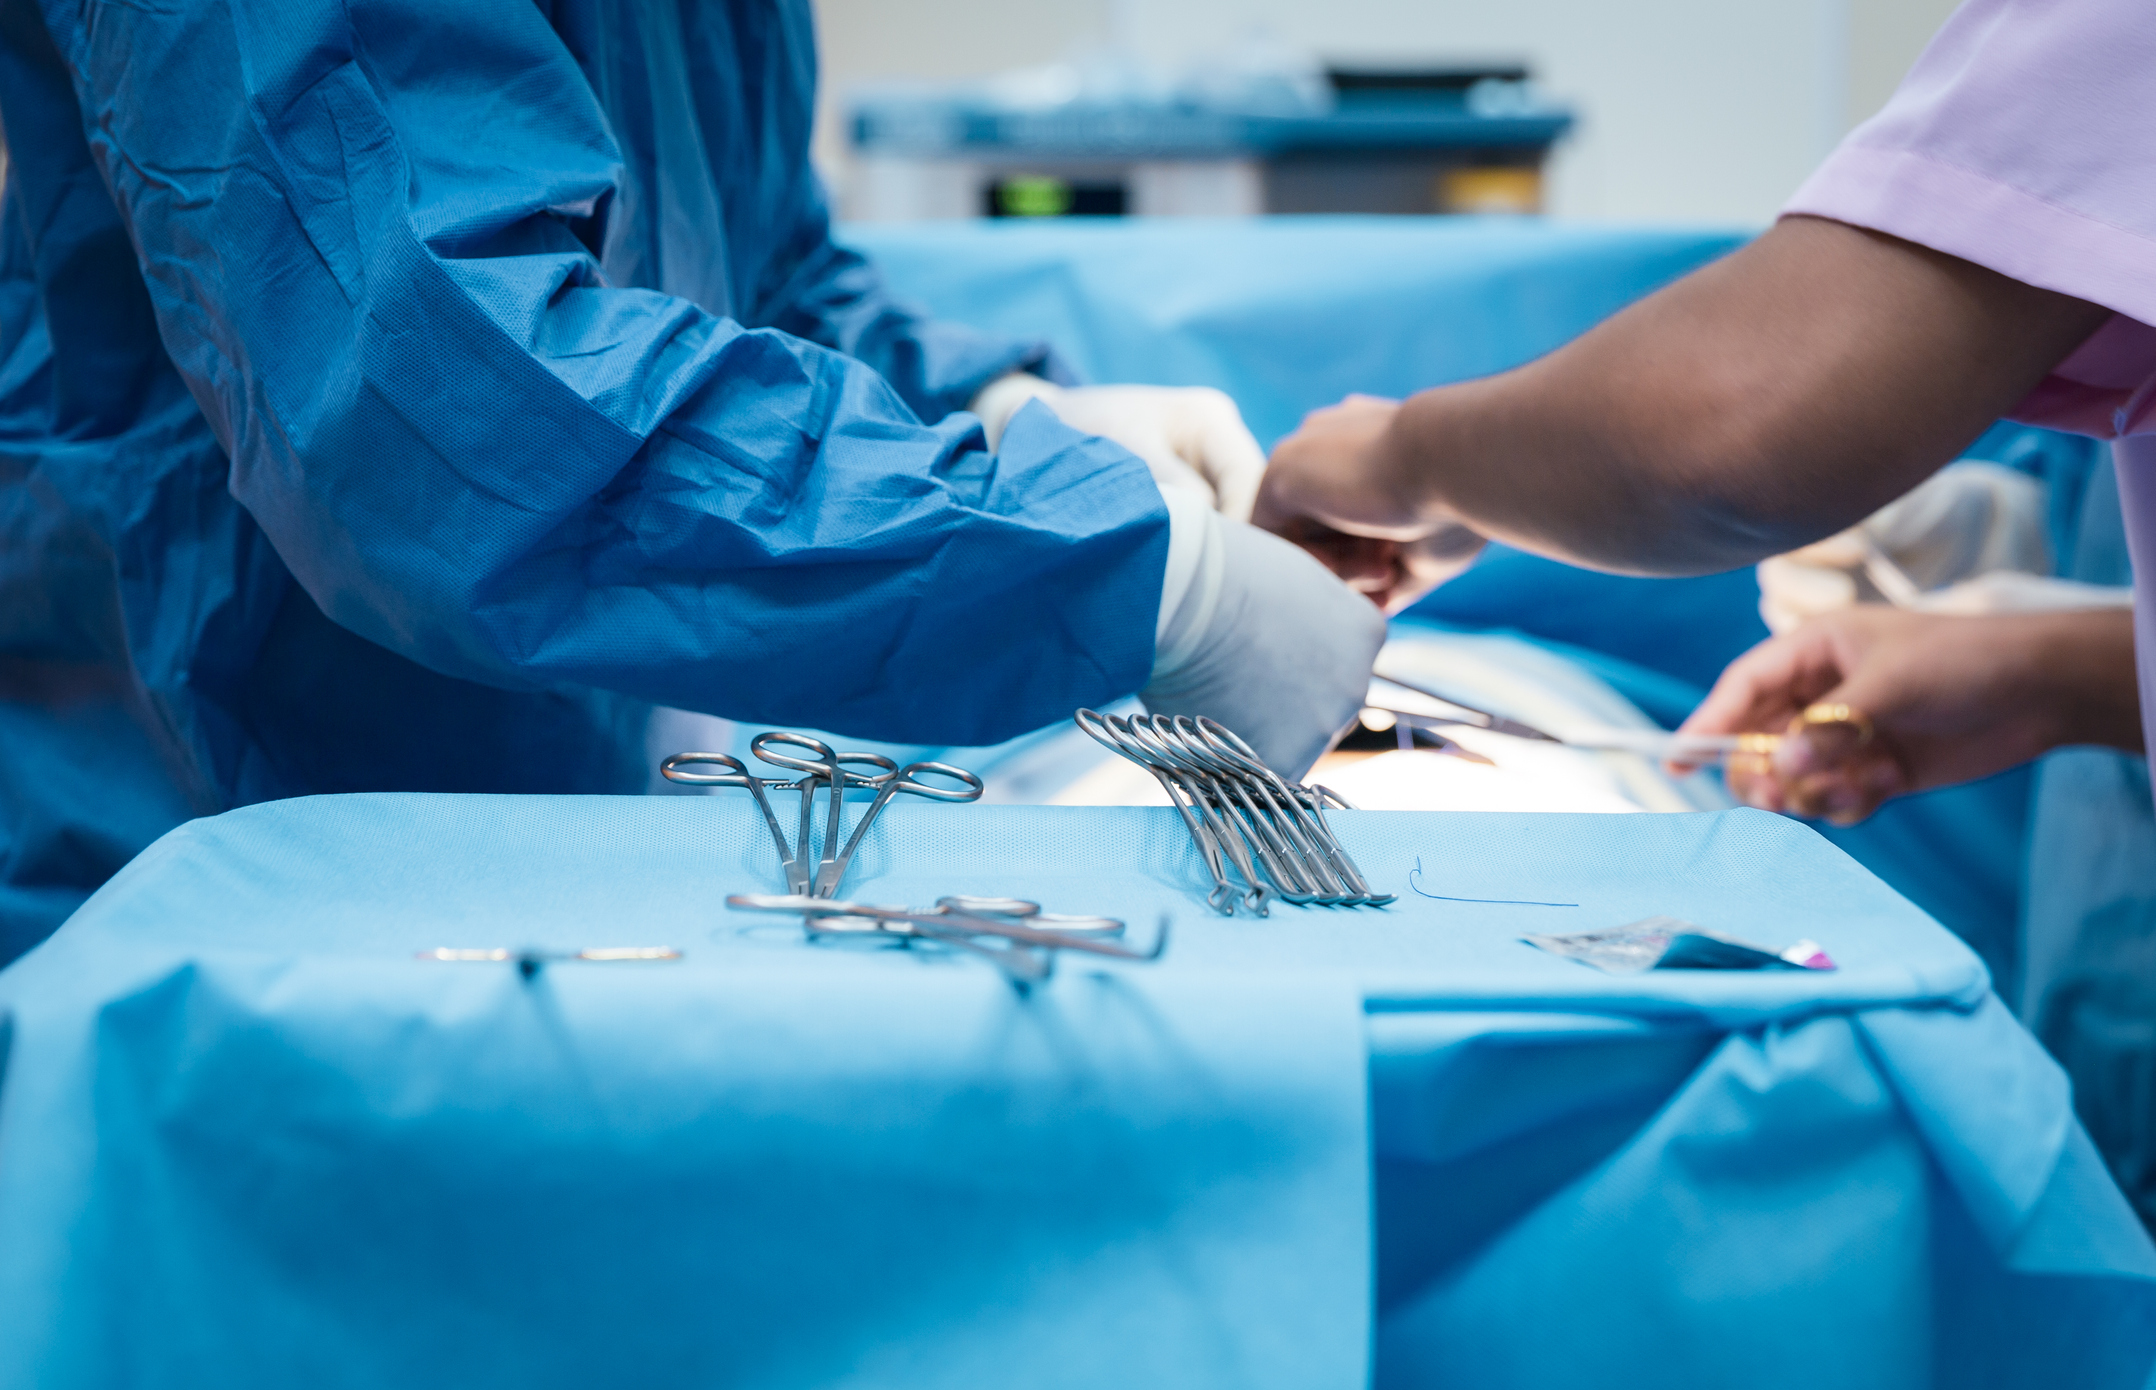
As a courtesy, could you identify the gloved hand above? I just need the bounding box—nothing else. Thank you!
[972,374,1269,521]
[1139,492,1386,780]
[1756,461,2058,633]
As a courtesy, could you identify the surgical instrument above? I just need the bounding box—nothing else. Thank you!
[744,732,904,897]
[813,760,984,897]
[1857,533,1928,608]
[661,734,985,901]
[417,945,683,979]
[1074,710,1391,915]
[659,750,815,893]
[727,893,1169,989]
[1366,675,1871,766]
[1368,672,1561,742]
[1368,709,1772,763]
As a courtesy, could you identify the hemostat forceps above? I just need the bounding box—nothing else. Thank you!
[746,732,905,895]
[661,733,984,901]
[658,750,813,893]
[727,893,1169,989]
[417,945,682,980]
[813,760,984,896]
[1076,708,1251,915]
[1074,709,1391,915]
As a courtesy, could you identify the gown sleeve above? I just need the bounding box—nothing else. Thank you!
[749,177,1079,425]
[39,0,1165,746]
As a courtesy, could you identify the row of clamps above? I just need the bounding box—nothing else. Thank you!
[1075,711,1392,916]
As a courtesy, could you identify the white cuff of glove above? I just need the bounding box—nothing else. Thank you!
[1142,507,1385,780]
[1153,486,1225,677]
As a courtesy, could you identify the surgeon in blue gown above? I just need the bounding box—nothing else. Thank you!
[0,0,1383,962]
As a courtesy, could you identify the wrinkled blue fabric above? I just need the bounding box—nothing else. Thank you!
[4,795,2152,1388]
[0,0,1166,960]
[0,794,1373,1390]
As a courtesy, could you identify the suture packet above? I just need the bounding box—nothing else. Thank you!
[1524,916,1836,975]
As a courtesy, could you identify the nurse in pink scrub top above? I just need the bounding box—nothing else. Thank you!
[1256,0,2156,1229]
[1256,0,2152,820]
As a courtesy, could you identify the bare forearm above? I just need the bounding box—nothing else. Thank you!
[1377,218,2112,575]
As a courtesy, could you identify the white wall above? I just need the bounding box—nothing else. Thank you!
[813,0,1965,225]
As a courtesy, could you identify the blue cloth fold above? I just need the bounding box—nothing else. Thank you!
[0,795,1370,1390]
[1373,1009,2137,1389]
[4,794,2150,1387]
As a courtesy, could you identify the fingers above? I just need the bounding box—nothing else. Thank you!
[1719,731,1901,824]
[1669,621,1883,816]
[1268,519,1401,608]
[1261,394,1434,541]
[1677,612,1921,822]
[1775,746,1906,825]
[1676,626,1839,747]
[1388,525,1487,612]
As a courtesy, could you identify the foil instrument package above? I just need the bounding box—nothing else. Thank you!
[1525,916,1836,975]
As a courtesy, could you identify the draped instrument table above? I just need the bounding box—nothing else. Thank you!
[1,795,2151,1390]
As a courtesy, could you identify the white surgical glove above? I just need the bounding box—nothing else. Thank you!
[1139,489,1386,780]
[972,373,1268,521]
[1756,461,2090,634]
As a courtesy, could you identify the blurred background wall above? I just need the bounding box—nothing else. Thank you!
[813,0,1964,225]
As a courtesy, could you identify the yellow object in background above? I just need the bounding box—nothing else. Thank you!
[1439,166,1543,214]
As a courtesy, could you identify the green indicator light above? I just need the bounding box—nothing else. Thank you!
[998,176,1074,218]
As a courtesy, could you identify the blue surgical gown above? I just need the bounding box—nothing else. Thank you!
[0,0,1168,961]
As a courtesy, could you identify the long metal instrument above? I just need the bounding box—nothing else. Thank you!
[1074,709,1391,914]
[727,893,1169,989]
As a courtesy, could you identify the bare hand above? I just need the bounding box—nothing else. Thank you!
[1258,395,1485,610]
[1675,608,2138,824]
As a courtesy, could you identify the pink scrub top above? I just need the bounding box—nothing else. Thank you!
[1784,0,2156,766]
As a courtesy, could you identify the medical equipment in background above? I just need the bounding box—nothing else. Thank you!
[1075,711,1392,915]
[660,733,985,900]
[726,894,1168,990]
[845,56,1573,221]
